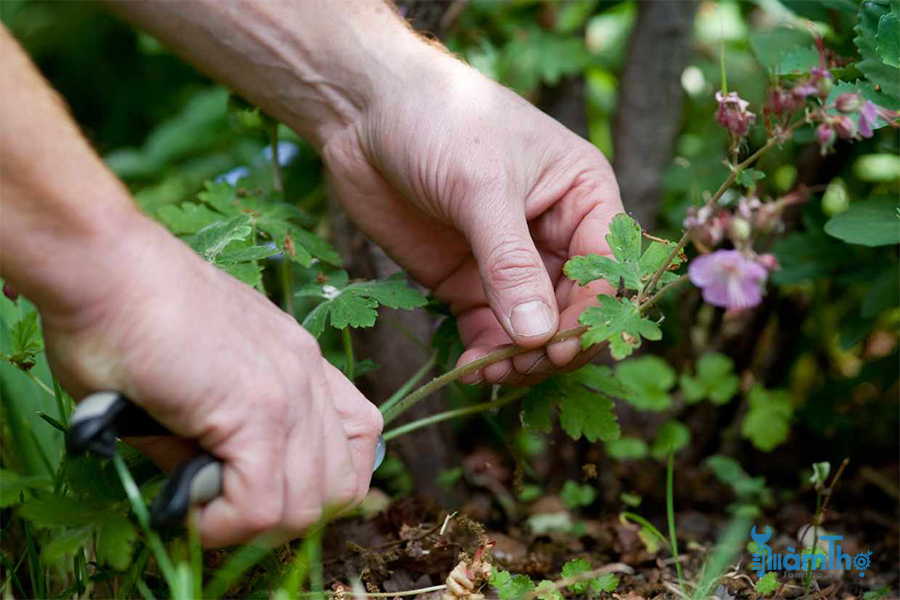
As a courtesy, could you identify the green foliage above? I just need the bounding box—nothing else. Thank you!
[680,353,740,405]
[755,572,779,595]
[749,27,818,76]
[824,197,900,246]
[854,0,900,101]
[736,167,766,189]
[559,558,620,595]
[706,455,773,508]
[560,480,596,509]
[490,569,536,600]
[564,214,682,295]
[615,356,676,411]
[650,420,691,460]
[97,515,138,571]
[533,580,564,600]
[605,436,649,460]
[579,296,661,359]
[810,461,831,485]
[863,586,894,600]
[2,310,43,370]
[741,385,794,452]
[0,470,51,507]
[297,271,427,338]
[522,365,622,443]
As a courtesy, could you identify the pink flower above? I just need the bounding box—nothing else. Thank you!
[688,250,768,310]
[816,123,836,152]
[858,100,878,138]
[833,115,856,140]
[835,92,863,114]
[715,91,757,139]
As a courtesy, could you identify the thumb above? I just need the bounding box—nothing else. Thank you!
[470,210,559,348]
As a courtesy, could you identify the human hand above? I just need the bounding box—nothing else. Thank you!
[38,214,382,547]
[321,51,623,385]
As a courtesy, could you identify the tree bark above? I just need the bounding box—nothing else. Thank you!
[613,0,698,230]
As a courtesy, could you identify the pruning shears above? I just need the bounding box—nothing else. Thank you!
[67,391,386,529]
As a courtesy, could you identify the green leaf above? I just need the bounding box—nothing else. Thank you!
[605,437,649,460]
[297,272,427,337]
[550,366,622,443]
[680,352,740,405]
[495,574,536,600]
[824,197,900,246]
[638,240,684,289]
[591,573,619,593]
[561,558,592,593]
[197,181,338,266]
[863,586,893,600]
[521,391,553,433]
[650,421,691,460]
[188,215,252,260]
[706,455,773,504]
[579,296,658,359]
[564,213,643,291]
[741,385,793,452]
[97,514,137,571]
[810,461,831,485]
[855,0,900,101]
[560,480,596,509]
[19,495,114,528]
[157,202,226,235]
[563,254,630,289]
[489,569,512,589]
[0,470,51,507]
[40,527,93,565]
[750,27,818,75]
[736,168,766,189]
[2,310,43,370]
[755,572,779,595]
[876,10,900,67]
[534,580,564,600]
[615,356,676,411]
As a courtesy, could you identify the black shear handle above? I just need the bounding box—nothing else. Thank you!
[67,391,222,529]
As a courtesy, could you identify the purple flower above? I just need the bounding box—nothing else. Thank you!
[688,250,768,310]
[835,92,863,114]
[715,91,757,139]
[816,123,836,152]
[858,100,878,138]
[833,115,857,140]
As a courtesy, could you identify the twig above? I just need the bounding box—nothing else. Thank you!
[640,275,689,312]
[383,388,528,440]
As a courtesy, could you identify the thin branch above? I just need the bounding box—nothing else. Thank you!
[640,274,689,313]
[383,388,528,440]
[381,326,586,425]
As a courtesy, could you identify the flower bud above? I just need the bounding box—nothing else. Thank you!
[2,283,18,303]
[822,178,850,216]
[835,92,862,114]
[729,217,752,242]
[756,253,780,271]
[816,75,833,99]
[816,123,836,153]
[715,91,756,139]
[833,115,857,140]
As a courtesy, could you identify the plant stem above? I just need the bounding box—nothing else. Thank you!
[112,453,178,591]
[640,134,782,303]
[381,326,587,425]
[383,388,528,441]
[269,123,284,195]
[640,274,689,313]
[341,327,355,381]
[280,258,295,318]
[379,354,436,415]
[667,450,686,594]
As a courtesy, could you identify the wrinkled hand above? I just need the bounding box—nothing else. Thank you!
[322,56,623,385]
[39,216,382,547]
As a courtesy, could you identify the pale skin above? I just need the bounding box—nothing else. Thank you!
[0,1,623,546]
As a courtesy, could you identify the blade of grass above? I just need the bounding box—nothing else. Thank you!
[23,519,45,599]
[1,552,28,599]
[52,376,70,429]
[667,449,685,594]
[620,512,671,549]
[136,578,157,600]
[112,452,177,591]
[689,515,751,600]
[204,545,271,600]
[280,530,322,597]
[188,511,203,600]
[378,354,436,415]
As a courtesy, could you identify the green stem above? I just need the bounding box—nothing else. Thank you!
[667,450,685,594]
[280,258,295,318]
[112,453,178,591]
[382,326,587,425]
[640,275,689,313]
[269,123,284,195]
[379,354,436,415]
[341,327,355,381]
[383,388,528,441]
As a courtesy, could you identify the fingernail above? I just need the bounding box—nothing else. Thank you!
[510,300,555,339]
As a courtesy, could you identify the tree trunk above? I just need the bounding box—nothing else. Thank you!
[613,0,698,230]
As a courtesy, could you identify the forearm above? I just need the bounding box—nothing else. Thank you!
[0,27,145,317]
[107,0,435,149]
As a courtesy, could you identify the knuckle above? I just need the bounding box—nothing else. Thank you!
[241,498,283,536]
[486,239,542,290]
